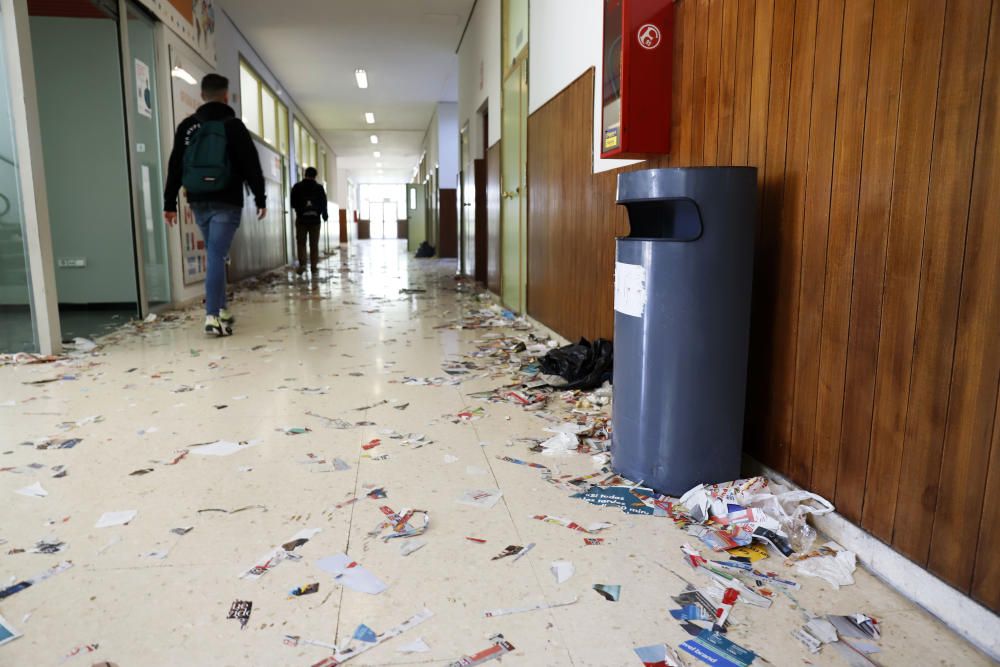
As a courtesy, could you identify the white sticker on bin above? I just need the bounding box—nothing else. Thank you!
[615,262,647,318]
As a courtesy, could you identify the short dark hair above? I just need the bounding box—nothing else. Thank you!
[201,74,229,97]
[304,167,318,178]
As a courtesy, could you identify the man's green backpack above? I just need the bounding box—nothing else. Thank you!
[182,116,232,195]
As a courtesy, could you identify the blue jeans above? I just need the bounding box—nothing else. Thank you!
[191,204,241,316]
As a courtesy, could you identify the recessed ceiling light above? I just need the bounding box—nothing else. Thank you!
[354,69,368,89]
[370,135,379,144]
[373,151,381,158]
[364,112,375,124]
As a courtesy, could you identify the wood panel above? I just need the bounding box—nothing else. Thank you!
[438,189,458,258]
[486,143,502,294]
[338,209,348,244]
[523,0,1000,608]
[474,159,489,285]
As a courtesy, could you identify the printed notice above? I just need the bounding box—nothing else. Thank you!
[615,262,647,318]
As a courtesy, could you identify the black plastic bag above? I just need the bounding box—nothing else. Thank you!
[415,241,436,258]
[538,338,613,390]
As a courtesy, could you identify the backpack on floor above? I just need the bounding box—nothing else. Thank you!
[182,116,232,195]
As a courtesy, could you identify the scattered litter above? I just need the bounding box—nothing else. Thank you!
[532,514,611,534]
[397,637,431,653]
[289,583,319,597]
[0,613,21,646]
[511,542,535,562]
[189,439,262,456]
[226,599,252,630]
[466,537,487,544]
[584,538,604,545]
[394,403,410,411]
[362,438,381,450]
[129,468,154,476]
[457,489,503,509]
[550,560,574,583]
[444,454,460,464]
[370,506,429,541]
[679,629,756,666]
[60,642,99,661]
[197,505,266,514]
[282,427,311,435]
[448,633,516,667]
[15,482,48,498]
[316,553,388,594]
[240,527,320,580]
[400,539,427,556]
[170,526,193,536]
[94,510,137,528]
[367,487,387,499]
[593,584,621,601]
[491,545,523,561]
[0,560,73,600]
[484,596,578,618]
[30,539,67,554]
[538,337,613,390]
[309,608,433,666]
[786,542,857,588]
[634,643,685,667]
[332,458,351,471]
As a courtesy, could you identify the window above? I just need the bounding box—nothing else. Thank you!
[292,115,324,178]
[261,86,276,146]
[239,58,287,153]
[239,65,260,135]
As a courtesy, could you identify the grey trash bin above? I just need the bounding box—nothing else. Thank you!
[611,167,757,496]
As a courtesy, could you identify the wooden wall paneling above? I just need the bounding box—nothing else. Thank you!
[438,189,458,258]
[474,159,489,285]
[487,143,502,294]
[809,0,874,502]
[862,0,946,540]
[689,0,710,165]
[969,3,1000,609]
[835,0,908,524]
[927,0,1000,589]
[788,0,845,488]
[716,0,739,164]
[677,0,698,163]
[747,0,773,185]
[746,0,793,468]
[703,0,724,165]
[893,0,992,569]
[768,0,818,479]
[668,0,688,165]
[730,0,756,165]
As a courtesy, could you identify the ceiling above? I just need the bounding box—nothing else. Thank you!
[221,0,474,185]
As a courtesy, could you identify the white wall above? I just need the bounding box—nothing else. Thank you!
[437,102,459,191]
[421,107,440,180]
[529,0,641,174]
[457,0,501,155]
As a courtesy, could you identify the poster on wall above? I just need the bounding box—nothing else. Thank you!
[168,44,209,285]
[137,0,216,65]
[135,59,152,118]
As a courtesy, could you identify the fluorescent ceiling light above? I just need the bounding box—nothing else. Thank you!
[376,163,383,168]
[170,66,197,85]
[354,69,368,89]
[373,151,381,158]
[370,135,379,144]
[364,112,375,124]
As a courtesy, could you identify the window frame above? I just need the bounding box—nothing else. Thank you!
[238,57,288,154]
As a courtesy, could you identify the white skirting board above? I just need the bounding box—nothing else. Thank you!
[745,457,1000,661]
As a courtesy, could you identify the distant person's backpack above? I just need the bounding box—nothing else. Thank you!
[182,115,231,195]
[300,191,320,220]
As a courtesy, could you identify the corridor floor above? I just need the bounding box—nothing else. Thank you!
[0,240,991,666]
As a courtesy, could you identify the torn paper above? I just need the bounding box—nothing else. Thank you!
[457,489,503,509]
[95,510,137,528]
[316,553,388,594]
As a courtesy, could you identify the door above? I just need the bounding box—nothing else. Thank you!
[124,2,170,307]
[500,56,527,312]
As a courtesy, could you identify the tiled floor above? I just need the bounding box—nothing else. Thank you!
[0,240,991,666]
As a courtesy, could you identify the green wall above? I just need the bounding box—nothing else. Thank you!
[31,16,137,304]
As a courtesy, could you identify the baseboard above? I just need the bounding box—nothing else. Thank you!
[744,457,1000,661]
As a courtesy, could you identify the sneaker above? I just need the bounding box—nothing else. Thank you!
[205,315,231,337]
[219,308,235,325]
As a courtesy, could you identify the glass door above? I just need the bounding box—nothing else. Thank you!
[125,1,170,306]
[370,201,385,239]
[382,201,398,240]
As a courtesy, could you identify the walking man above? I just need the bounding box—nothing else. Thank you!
[290,166,329,275]
[163,73,266,336]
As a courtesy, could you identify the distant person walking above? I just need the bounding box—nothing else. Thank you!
[163,73,266,336]
[290,167,329,276]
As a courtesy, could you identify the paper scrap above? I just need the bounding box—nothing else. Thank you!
[289,583,319,597]
[484,596,578,618]
[397,637,431,653]
[189,439,262,456]
[312,608,433,666]
[533,514,611,534]
[316,553,388,594]
[227,599,252,629]
[447,633,516,667]
[680,629,756,667]
[0,613,21,647]
[353,624,378,643]
[457,489,503,509]
[240,527,320,580]
[95,510,137,528]
[0,561,73,600]
[15,482,48,498]
[634,643,684,667]
[550,560,574,584]
[593,583,621,601]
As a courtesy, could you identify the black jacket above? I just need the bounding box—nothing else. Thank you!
[163,101,266,212]
[290,178,329,223]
